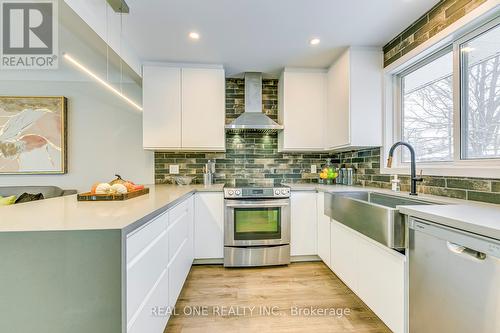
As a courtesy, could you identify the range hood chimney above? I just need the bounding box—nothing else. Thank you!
[225,72,283,133]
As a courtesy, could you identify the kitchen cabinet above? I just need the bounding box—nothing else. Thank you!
[126,211,169,331]
[316,192,331,267]
[278,69,327,152]
[143,64,225,151]
[181,68,226,150]
[329,219,404,333]
[194,192,224,259]
[126,196,195,333]
[330,219,359,292]
[143,66,182,149]
[325,47,382,150]
[290,192,317,256]
[167,197,194,307]
[356,233,404,333]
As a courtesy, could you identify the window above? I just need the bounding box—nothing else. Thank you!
[461,24,500,159]
[395,18,500,165]
[401,50,454,162]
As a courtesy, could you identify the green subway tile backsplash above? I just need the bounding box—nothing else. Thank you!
[383,0,486,67]
[333,147,500,204]
[155,79,336,187]
[155,78,500,205]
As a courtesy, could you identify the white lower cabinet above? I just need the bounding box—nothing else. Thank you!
[126,195,195,333]
[127,269,169,333]
[194,192,224,259]
[330,219,404,333]
[290,192,317,256]
[316,192,331,267]
[168,239,192,308]
[330,219,359,292]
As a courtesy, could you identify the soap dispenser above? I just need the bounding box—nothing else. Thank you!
[391,175,401,192]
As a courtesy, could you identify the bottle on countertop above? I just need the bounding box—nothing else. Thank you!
[391,174,401,192]
[346,168,354,186]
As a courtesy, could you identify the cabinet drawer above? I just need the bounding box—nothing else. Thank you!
[127,212,168,263]
[127,231,168,323]
[168,210,189,263]
[169,199,189,225]
[168,239,192,308]
[127,268,169,333]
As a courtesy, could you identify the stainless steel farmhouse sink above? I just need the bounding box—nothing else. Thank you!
[324,191,437,250]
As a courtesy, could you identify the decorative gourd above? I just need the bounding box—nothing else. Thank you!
[110,183,128,194]
[95,183,112,194]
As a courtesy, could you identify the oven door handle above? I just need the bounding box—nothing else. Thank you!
[225,201,290,208]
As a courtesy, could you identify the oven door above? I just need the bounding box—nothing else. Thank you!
[224,198,290,247]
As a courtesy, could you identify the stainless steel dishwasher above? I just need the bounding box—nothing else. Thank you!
[409,218,500,333]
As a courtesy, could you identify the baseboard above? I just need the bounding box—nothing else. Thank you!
[291,255,321,262]
[193,258,223,265]
[193,255,321,265]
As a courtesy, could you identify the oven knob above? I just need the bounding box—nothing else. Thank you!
[275,190,280,196]
[228,190,234,196]
[235,190,241,196]
[281,189,287,195]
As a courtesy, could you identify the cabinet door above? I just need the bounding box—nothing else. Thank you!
[194,192,224,259]
[181,68,225,150]
[279,71,326,151]
[168,239,191,308]
[143,66,181,149]
[316,192,331,267]
[127,269,169,333]
[290,192,317,256]
[330,219,358,293]
[326,50,350,149]
[357,236,404,333]
[349,48,383,147]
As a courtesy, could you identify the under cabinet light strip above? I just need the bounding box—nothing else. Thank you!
[63,53,143,111]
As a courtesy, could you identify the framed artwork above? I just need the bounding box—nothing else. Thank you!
[0,96,67,174]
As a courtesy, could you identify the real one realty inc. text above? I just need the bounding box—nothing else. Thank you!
[152,305,352,318]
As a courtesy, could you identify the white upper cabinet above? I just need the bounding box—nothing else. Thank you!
[278,69,327,152]
[325,47,383,150]
[143,64,225,151]
[181,68,226,150]
[143,66,182,149]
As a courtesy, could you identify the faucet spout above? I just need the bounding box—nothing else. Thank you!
[386,141,422,196]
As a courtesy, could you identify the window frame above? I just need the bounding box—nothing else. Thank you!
[457,18,500,161]
[395,45,455,164]
[382,14,500,178]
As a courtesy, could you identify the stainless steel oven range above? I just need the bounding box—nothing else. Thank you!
[224,185,291,267]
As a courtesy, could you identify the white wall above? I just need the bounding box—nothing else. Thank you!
[0,0,153,192]
[0,81,153,192]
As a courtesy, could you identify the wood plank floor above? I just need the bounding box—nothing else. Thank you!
[164,262,391,333]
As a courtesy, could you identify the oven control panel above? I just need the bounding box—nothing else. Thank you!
[224,187,290,198]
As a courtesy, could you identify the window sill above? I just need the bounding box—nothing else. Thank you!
[379,163,500,179]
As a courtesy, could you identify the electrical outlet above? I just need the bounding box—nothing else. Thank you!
[311,165,317,173]
[169,165,179,174]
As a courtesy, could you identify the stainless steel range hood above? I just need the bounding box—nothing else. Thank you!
[225,72,283,133]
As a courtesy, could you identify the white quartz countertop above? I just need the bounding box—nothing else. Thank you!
[399,205,500,240]
[285,183,500,240]
[0,184,223,233]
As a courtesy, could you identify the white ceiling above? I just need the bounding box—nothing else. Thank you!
[123,0,440,76]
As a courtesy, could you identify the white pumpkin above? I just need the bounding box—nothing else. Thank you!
[95,183,111,194]
[111,183,128,194]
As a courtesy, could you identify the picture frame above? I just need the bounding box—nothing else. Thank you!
[0,96,68,174]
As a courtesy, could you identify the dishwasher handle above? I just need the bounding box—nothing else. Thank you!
[446,241,487,261]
